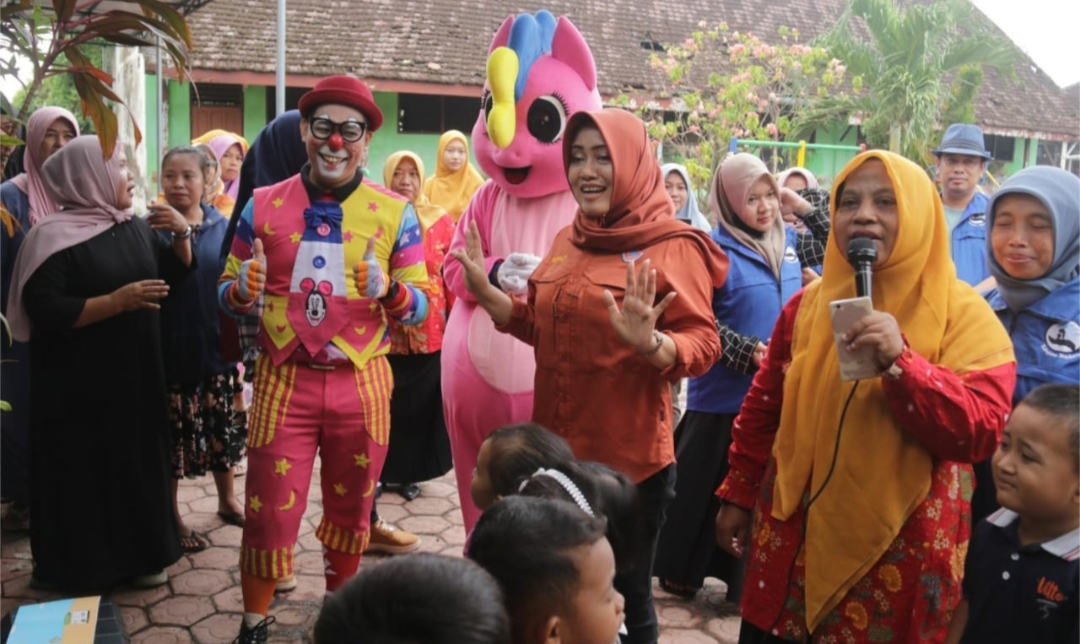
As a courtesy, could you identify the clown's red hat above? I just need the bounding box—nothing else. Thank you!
[298,75,384,133]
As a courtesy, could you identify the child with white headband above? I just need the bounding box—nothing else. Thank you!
[518,461,640,571]
[470,496,628,644]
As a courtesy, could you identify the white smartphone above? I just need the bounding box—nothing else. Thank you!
[829,296,879,381]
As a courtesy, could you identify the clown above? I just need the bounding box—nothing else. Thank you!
[442,10,602,531]
[219,75,429,643]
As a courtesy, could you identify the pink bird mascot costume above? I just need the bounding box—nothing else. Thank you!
[442,10,602,531]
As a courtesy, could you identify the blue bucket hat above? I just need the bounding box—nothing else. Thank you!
[932,123,992,160]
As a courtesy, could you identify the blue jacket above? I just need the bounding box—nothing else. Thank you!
[950,191,991,286]
[987,277,1080,406]
[688,225,802,414]
[158,204,231,385]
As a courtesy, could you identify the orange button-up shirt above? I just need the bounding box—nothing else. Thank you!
[500,228,722,483]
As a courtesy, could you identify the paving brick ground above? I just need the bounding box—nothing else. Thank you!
[0,468,742,643]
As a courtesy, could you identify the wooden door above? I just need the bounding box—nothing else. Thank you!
[191,105,244,139]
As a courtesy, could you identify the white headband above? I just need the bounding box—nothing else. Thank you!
[520,468,594,517]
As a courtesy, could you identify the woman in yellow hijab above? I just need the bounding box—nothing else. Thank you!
[423,130,485,221]
[378,151,455,503]
[714,151,1016,643]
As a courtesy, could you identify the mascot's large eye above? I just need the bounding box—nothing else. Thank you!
[527,95,568,143]
[482,90,494,123]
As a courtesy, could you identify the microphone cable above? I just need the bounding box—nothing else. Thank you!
[759,379,862,644]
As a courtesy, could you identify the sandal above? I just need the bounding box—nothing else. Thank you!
[659,578,700,598]
[232,459,247,477]
[179,531,210,553]
[217,510,245,527]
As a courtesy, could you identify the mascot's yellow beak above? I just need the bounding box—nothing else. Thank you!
[487,47,518,149]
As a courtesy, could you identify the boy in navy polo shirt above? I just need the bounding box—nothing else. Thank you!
[946,384,1079,644]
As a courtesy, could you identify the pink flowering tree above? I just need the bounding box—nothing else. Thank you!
[614,23,851,201]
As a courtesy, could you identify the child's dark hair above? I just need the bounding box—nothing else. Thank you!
[1020,384,1080,463]
[468,496,607,644]
[486,423,575,498]
[313,553,510,644]
[518,460,641,570]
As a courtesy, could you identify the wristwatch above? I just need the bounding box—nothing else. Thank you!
[172,225,193,240]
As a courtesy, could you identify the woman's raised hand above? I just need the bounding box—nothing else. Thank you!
[146,201,189,236]
[779,187,812,218]
[603,259,677,352]
[451,221,495,299]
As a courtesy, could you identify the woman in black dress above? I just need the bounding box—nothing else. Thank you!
[7,135,194,591]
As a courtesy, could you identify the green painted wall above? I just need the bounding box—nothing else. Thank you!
[145,73,160,188]
[167,81,191,148]
[805,123,862,186]
[365,92,481,183]
[243,86,267,143]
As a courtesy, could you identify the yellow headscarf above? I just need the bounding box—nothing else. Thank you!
[383,151,448,231]
[771,151,1013,630]
[422,130,484,221]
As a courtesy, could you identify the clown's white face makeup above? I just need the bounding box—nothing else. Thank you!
[301,104,371,189]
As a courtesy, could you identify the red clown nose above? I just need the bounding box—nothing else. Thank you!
[328,133,344,151]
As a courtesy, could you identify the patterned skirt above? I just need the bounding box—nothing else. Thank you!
[168,368,247,477]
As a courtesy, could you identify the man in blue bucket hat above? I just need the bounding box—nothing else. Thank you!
[932,123,993,288]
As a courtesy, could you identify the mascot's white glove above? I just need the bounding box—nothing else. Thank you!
[497,252,543,295]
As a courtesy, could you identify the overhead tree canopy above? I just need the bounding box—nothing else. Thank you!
[794,0,1017,163]
[0,0,193,156]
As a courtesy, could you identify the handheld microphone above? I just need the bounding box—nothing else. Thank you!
[847,238,877,299]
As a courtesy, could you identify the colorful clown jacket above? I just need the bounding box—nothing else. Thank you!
[219,170,429,368]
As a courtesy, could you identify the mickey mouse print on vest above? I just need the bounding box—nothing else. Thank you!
[286,200,352,354]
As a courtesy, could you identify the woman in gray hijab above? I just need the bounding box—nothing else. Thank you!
[974,165,1080,522]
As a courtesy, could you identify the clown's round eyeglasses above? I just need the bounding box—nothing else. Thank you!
[309,117,368,142]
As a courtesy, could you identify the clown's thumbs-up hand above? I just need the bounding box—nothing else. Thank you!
[235,238,267,302]
[354,229,389,299]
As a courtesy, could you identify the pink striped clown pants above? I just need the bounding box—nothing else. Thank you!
[238,353,392,580]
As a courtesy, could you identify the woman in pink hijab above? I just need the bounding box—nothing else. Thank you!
[0,106,79,531]
[8,135,195,592]
[1,106,80,227]
[193,130,248,201]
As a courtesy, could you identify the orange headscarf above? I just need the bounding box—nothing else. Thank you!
[422,130,484,221]
[562,108,728,290]
[771,151,1014,630]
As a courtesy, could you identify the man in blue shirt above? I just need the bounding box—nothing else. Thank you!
[932,123,993,288]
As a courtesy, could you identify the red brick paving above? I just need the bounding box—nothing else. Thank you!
[0,469,741,643]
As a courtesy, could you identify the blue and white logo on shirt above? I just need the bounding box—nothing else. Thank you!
[1044,321,1080,357]
[783,246,798,264]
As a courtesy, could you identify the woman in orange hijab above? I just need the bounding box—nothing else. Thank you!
[423,130,484,221]
[714,151,1016,643]
[453,108,728,644]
